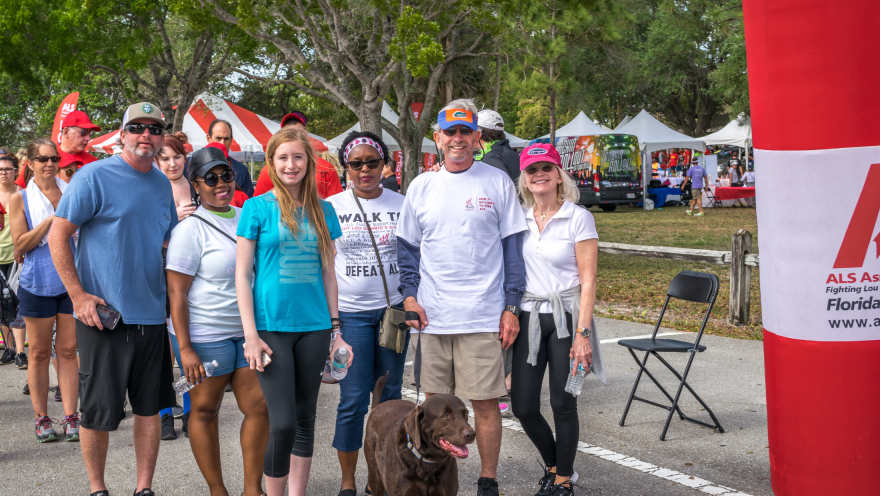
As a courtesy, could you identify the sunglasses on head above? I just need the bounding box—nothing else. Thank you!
[441,126,474,137]
[347,159,383,171]
[524,164,557,175]
[124,123,164,136]
[34,156,61,164]
[197,169,236,187]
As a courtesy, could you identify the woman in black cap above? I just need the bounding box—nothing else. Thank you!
[165,146,269,496]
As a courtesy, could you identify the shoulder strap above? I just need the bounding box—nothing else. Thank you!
[351,191,391,307]
[190,214,236,244]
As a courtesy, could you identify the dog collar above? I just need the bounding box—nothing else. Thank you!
[406,434,437,464]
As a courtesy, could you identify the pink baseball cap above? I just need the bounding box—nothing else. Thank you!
[520,143,561,171]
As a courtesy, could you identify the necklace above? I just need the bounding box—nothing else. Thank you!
[535,204,560,221]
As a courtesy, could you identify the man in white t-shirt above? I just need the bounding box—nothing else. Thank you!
[397,99,527,496]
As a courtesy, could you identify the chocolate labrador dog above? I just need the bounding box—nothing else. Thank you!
[365,374,476,496]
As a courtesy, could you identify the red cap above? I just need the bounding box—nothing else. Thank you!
[205,142,229,158]
[61,110,101,132]
[280,111,307,128]
[60,155,83,169]
[520,143,561,171]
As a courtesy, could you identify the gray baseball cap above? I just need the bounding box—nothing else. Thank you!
[121,102,170,129]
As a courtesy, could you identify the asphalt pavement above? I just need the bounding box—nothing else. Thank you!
[0,317,770,495]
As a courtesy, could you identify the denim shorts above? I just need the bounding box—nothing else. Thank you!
[18,286,73,318]
[169,333,248,377]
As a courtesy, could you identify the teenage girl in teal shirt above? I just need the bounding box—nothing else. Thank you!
[236,127,353,496]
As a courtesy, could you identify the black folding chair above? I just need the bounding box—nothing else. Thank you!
[618,271,725,440]
[705,187,722,208]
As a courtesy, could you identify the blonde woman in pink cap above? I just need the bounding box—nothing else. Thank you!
[512,143,605,496]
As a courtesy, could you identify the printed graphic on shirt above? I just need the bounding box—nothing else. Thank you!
[465,198,474,211]
[335,209,401,277]
[279,222,320,284]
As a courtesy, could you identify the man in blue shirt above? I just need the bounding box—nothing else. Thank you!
[684,156,708,216]
[49,102,178,496]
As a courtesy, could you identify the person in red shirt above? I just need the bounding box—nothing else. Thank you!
[204,143,250,208]
[253,111,342,198]
[15,110,101,189]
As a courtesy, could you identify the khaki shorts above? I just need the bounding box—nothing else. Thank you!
[412,332,507,400]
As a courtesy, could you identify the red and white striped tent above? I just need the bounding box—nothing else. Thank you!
[89,93,325,160]
[88,129,122,155]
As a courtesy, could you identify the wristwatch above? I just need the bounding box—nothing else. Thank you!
[505,305,521,317]
[576,327,592,339]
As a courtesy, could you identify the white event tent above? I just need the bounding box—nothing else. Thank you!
[505,131,529,149]
[614,115,633,131]
[699,115,752,149]
[325,101,436,155]
[614,109,705,209]
[539,111,607,139]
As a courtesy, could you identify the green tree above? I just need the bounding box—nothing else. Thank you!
[0,0,256,132]
[507,0,621,142]
[189,0,499,190]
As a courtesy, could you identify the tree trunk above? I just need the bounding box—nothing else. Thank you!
[359,99,385,135]
[548,88,557,144]
[493,54,502,111]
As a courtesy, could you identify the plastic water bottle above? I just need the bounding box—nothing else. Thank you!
[564,360,588,397]
[331,348,350,381]
[173,360,218,395]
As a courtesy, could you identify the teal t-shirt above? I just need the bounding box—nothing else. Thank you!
[237,193,342,332]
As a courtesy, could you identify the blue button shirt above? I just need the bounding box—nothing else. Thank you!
[55,155,177,325]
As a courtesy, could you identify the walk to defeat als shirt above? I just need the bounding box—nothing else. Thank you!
[327,189,405,313]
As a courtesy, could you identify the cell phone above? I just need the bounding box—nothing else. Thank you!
[96,304,121,330]
[242,343,272,367]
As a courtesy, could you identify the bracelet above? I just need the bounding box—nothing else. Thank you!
[331,331,342,341]
[330,318,343,328]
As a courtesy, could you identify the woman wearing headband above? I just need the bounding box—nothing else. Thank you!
[236,127,351,496]
[326,131,408,496]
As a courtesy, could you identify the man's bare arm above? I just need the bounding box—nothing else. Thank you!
[49,216,105,328]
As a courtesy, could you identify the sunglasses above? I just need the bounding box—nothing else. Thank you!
[62,166,77,177]
[524,164,557,175]
[347,159,383,171]
[441,126,474,137]
[70,128,93,137]
[124,123,164,136]
[196,169,236,187]
[34,156,61,164]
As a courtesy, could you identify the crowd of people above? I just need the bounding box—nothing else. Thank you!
[0,98,602,496]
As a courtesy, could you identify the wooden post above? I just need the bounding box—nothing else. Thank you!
[729,229,752,325]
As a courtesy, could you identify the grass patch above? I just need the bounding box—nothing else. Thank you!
[591,205,759,252]
[591,205,761,340]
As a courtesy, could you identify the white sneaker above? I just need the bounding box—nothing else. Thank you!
[694,212,704,216]
[686,210,692,215]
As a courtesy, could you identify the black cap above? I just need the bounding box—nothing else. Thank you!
[190,147,229,178]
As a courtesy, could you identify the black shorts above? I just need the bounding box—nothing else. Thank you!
[77,320,176,431]
[0,262,12,280]
[18,287,73,318]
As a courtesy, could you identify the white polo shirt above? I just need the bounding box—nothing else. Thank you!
[522,200,599,314]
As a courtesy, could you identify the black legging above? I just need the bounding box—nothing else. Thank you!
[257,329,331,478]
[511,311,579,477]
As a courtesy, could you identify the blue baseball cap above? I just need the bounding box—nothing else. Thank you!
[437,109,478,131]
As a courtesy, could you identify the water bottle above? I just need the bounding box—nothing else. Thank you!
[564,359,588,397]
[330,348,350,381]
[173,360,219,395]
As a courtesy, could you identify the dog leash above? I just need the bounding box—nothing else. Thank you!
[406,311,423,406]
[406,434,436,463]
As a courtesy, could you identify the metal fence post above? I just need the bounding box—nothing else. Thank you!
[729,229,752,325]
